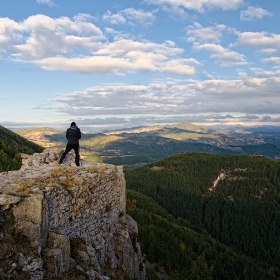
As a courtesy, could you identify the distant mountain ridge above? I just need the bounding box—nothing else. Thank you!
[105,121,211,136]
[13,121,280,168]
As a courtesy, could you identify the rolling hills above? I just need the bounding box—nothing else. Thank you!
[14,122,280,168]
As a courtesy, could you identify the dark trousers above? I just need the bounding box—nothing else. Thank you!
[59,142,80,166]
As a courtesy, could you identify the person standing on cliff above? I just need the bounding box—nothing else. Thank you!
[59,122,81,166]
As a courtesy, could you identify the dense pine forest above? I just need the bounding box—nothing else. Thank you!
[125,153,280,279]
[0,125,44,172]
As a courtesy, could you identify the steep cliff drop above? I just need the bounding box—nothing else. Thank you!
[0,148,146,280]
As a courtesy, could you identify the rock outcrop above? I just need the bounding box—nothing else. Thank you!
[0,148,146,280]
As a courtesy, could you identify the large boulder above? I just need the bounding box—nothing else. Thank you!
[13,194,48,254]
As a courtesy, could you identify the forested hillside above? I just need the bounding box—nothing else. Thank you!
[0,125,44,172]
[125,153,280,279]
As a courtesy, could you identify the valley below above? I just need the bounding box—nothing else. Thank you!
[14,122,280,169]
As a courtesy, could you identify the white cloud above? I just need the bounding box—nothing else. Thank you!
[44,71,280,119]
[35,39,199,75]
[257,48,278,56]
[0,14,103,60]
[0,17,21,50]
[73,13,95,23]
[48,83,187,116]
[94,40,198,74]
[144,0,244,12]
[0,14,197,75]
[193,43,247,67]
[103,8,155,26]
[248,68,280,78]
[36,56,133,74]
[153,4,189,18]
[122,8,155,26]
[186,22,227,43]
[104,27,119,35]
[263,57,280,65]
[104,27,131,41]
[162,58,199,75]
[183,76,280,115]
[36,0,55,7]
[234,31,280,49]
[103,11,126,25]
[240,6,272,21]
[164,40,176,47]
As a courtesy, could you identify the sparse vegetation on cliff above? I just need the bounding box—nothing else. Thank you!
[0,150,146,279]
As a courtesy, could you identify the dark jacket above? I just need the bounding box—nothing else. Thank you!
[66,125,81,144]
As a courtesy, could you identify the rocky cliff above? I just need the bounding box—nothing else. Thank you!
[0,148,146,280]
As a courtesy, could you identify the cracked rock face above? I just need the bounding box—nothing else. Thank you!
[0,148,146,280]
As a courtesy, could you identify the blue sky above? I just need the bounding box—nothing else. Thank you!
[1,0,280,130]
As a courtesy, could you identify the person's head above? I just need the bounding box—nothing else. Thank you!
[71,122,76,126]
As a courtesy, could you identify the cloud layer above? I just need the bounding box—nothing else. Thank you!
[145,0,244,12]
[1,13,279,74]
[1,2,280,129]
[240,6,272,21]
[36,0,55,7]
[46,70,280,118]
[103,8,155,26]
[0,14,199,75]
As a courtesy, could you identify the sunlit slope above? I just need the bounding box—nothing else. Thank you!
[0,125,44,171]
[107,121,210,135]
[15,127,65,147]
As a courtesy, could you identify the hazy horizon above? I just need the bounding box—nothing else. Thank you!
[6,121,280,134]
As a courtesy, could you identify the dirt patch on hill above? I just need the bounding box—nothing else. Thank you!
[151,166,165,171]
